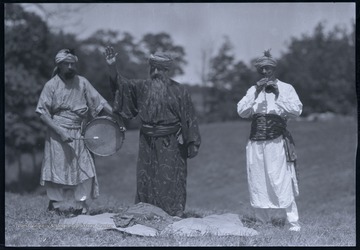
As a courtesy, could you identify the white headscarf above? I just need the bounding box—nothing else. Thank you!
[55,49,78,64]
[149,52,173,70]
[51,49,78,77]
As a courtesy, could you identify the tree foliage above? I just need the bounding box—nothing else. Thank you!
[277,22,356,115]
[5,3,52,192]
[202,22,355,120]
[139,33,187,77]
[204,36,256,122]
[5,4,49,153]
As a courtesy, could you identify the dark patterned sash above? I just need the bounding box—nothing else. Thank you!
[250,113,285,141]
[141,122,181,137]
[250,113,297,163]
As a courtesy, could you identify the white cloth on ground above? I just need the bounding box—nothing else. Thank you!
[163,213,258,236]
[60,203,258,237]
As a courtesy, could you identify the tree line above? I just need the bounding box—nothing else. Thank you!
[4,3,355,192]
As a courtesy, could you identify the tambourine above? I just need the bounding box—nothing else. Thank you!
[81,116,126,156]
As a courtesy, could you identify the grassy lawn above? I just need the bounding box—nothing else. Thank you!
[5,117,356,246]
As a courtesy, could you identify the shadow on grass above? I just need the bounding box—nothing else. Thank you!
[241,215,286,230]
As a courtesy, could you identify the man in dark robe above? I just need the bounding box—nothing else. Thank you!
[104,46,201,217]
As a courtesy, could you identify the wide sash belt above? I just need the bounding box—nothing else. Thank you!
[250,113,297,162]
[141,122,181,137]
[250,113,286,141]
[53,111,82,129]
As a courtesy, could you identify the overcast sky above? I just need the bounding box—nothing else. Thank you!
[28,3,355,84]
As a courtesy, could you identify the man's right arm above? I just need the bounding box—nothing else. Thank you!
[237,86,257,118]
[36,82,73,143]
[38,114,73,142]
[108,64,118,99]
[104,46,119,97]
[104,46,140,119]
[108,61,117,82]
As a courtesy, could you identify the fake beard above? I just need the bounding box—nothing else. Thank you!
[145,73,169,120]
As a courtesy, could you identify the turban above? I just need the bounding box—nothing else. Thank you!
[55,49,78,64]
[254,49,277,70]
[149,52,173,70]
[51,49,78,78]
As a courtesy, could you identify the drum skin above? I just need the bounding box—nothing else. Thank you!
[83,116,124,156]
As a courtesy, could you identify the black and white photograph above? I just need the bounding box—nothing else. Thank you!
[4,2,356,247]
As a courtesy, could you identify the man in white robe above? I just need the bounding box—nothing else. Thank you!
[237,50,303,231]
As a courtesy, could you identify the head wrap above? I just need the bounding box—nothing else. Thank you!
[149,52,173,70]
[52,49,78,78]
[254,49,277,70]
[55,49,78,64]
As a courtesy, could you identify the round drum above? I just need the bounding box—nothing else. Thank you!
[83,116,125,156]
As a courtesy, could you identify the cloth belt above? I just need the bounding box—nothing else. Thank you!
[53,112,82,129]
[140,123,181,137]
[250,113,297,162]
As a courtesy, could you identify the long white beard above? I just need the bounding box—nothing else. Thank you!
[145,74,169,120]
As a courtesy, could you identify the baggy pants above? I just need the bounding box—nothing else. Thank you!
[254,200,300,228]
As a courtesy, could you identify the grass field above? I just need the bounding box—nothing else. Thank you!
[5,117,357,246]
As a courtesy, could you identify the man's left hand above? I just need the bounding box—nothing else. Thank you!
[187,143,199,159]
[267,81,279,99]
[113,113,126,132]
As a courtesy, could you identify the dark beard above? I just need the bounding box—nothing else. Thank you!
[64,70,76,79]
[145,73,169,121]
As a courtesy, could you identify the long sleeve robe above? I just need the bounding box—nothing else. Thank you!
[36,75,107,199]
[111,75,201,216]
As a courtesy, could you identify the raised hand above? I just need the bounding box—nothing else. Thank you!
[104,46,118,65]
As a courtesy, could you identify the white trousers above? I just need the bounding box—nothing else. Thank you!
[254,200,300,228]
[45,178,93,210]
[246,137,299,208]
